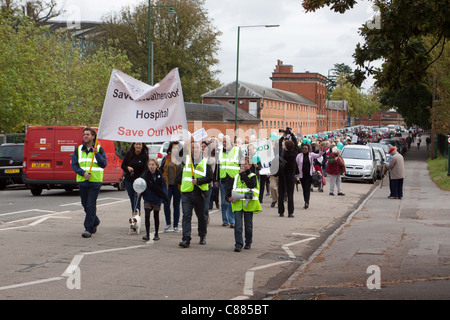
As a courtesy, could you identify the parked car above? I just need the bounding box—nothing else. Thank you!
[147,141,170,164]
[0,143,24,189]
[341,145,377,184]
[367,142,390,155]
[393,136,408,153]
[371,146,388,179]
[379,139,403,154]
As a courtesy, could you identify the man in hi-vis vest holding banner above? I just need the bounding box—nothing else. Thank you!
[71,127,107,238]
[176,141,213,248]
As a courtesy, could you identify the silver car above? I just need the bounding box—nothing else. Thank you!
[341,145,377,184]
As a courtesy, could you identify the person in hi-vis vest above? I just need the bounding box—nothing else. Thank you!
[176,141,213,248]
[226,156,262,252]
[216,135,243,228]
[71,127,107,238]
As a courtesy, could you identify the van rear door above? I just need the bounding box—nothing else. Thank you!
[26,126,56,180]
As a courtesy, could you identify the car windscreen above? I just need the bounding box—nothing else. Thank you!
[0,145,24,159]
[148,145,161,153]
[341,148,372,160]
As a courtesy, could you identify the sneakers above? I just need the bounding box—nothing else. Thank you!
[163,224,172,232]
[338,192,345,196]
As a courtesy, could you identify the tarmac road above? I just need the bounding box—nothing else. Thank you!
[0,166,373,300]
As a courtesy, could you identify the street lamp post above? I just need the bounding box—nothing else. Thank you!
[148,1,176,85]
[234,24,279,141]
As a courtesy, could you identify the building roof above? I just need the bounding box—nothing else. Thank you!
[185,101,260,123]
[202,81,317,107]
[43,20,104,39]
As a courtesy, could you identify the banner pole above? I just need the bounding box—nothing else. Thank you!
[88,139,98,174]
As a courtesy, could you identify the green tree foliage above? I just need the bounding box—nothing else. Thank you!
[96,0,222,103]
[302,0,449,128]
[330,73,381,118]
[327,62,353,95]
[0,13,133,133]
[425,37,450,135]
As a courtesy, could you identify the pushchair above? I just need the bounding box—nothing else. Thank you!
[311,165,324,192]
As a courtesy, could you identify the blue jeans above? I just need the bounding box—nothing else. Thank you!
[163,185,181,228]
[181,191,207,242]
[234,210,253,248]
[125,179,141,214]
[78,181,101,233]
[219,181,234,224]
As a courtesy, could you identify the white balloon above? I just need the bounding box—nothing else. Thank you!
[133,178,147,193]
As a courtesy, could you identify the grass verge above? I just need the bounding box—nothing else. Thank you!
[427,154,450,191]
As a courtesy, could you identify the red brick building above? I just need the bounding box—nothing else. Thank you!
[271,60,329,132]
[201,81,317,138]
[359,109,405,126]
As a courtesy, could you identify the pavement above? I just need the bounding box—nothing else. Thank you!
[272,135,450,300]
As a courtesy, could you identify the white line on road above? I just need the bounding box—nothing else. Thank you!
[0,277,63,291]
[0,209,55,217]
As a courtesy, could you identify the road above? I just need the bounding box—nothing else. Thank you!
[0,185,126,223]
[0,174,373,300]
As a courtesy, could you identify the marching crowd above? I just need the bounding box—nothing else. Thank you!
[71,126,405,252]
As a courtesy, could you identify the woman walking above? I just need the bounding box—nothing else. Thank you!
[325,147,345,196]
[296,143,324,209]
[121,143,149,215]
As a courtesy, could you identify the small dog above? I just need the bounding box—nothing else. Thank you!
[128,213,141,235]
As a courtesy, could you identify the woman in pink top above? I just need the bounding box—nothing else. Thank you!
[296,143,324,209]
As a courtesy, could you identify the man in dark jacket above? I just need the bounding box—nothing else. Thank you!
[277,129,299,217]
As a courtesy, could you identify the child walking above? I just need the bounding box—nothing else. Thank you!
[140,159,168,241]
[226,156,262,252]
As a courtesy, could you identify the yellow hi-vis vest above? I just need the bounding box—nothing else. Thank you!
[180,156,209,193]
[219,146,240,179]
[76,145,104,183]
[231,172,262,213]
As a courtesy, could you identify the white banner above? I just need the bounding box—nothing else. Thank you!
[97,68,188,142]
[242,139,275,175]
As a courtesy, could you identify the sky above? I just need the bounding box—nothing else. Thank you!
[55,0,380,91]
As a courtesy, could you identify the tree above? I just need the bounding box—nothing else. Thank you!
[302,0,449,129]
[425,36,450,135]
[327,62,353,96]
[302,0,450,90]
[330,73,381,118]
[95,0,222,103]
[0,13,133,133]
[1,0,63,24]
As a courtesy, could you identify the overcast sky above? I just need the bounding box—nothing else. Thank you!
[55,0,380,91]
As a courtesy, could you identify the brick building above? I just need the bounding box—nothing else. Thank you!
[271,60,329,132]
[359,109,405,127]
[185,101,261,140]
[201,81,318,138]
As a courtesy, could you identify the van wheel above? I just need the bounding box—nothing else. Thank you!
[116,179,125,191]
[30,185,43,196]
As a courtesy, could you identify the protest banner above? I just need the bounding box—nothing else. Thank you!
[242,139,275,175]
[97,68,187,142]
